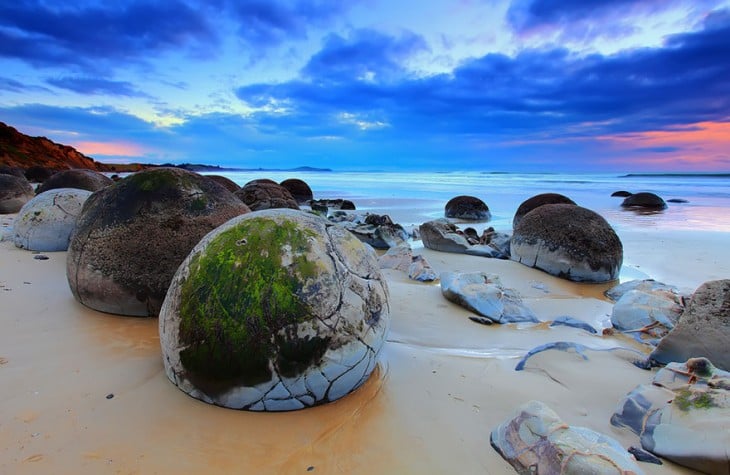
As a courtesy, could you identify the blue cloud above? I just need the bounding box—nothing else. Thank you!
[46,77,150,97]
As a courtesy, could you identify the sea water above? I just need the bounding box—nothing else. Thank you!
[213,170,730,233]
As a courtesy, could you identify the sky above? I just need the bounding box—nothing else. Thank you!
[1,0,729,172]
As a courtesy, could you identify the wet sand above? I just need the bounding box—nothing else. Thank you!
[1,213,727,474]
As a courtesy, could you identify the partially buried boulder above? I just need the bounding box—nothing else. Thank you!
[492,400,644,475]
[621,192,667,210]
[66,168,250,317]
[511,204,622,282]
[0,173,35,213]
[513,193,576,228]
[159,208,390,411]
[444,195,491,221]
[650,279,730,371]
[235,181,299,211]
[36,168,113,194]
[13,188,92,251]
[280,178,314,204]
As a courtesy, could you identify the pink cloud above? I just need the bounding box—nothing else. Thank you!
[72,141,146,158]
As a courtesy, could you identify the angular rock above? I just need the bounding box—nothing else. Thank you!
[420,219,470,253]
[408,255,438,282]
[0,173,35,213]
[13,188,92,251]
[492,400,645,475]
[235,181,299,211]
[280,178,314,204]
[339,213,408,249]
[310,198,356,212]
[159,209,390,411]
[511,204,623,283]
[440,272,537,324]
[611,288,684,345]
[612,357,730,474]
[444,195,491,221]
[67,168,250,317]
[378,243,412,272]
[650,279,730,371]
[513,193,576,228]
[605,279,680,302]
[36,169,113,194]
[621,192,667,210]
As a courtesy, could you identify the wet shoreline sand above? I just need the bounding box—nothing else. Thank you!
[1,211,728,474]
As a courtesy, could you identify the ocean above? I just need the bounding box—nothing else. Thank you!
[212,171,730,233]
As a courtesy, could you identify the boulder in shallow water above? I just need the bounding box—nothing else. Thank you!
[650,279,730,371]
[510,204,623,283]
[159,209,390,411]
[67,168,249,317]
[444,195,491,221]
[512,192,576,228]
[492,400,645,475]
[621,192,667,210]
[440,271,537,324]
[13,188,91,251]
[612,357,730,474]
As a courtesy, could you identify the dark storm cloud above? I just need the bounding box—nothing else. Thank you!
[236,14,730,139]
[46,77,149,97]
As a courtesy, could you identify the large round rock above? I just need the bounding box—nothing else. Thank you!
[621,192,667,210]
[511,204,622,282]
[159,209,390,411]
[13,188,92,251]
[513,193,576,228]
[445,195,491,221]
[0,174,35,213]
[67,168,250,317]
[235,181,299,211]
[280,178,314,204]
[36,169,113,194]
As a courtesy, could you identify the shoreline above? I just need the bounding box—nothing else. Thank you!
[1,209,726,473]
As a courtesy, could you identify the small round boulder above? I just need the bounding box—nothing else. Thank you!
[0,174,35,213]
[621,192,667,210]
[511,204,623,282]
[159,208,390,411]
[513,193,576,228]
[13,188,92,251]
[206,175,240,193]
[36,169,113,194]
[235,181,299,211]
[445,195,491,221]
[280,178,314,204]
[67,168,250,317]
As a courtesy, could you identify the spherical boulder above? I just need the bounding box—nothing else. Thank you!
[36,169,113,194]
[235,181,299,211]
[444,195,491,221]
[510,204,623,282]
[621,192,667,210]
[280,178,314,204]
[0,174,35,213]
[611,190,632,197]
[159,208,390,411]
[206,175,240,193]
[67,168,250,317]
[513,193,576,228]
[13,188,92,251]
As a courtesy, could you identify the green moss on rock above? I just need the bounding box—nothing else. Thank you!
[673,388,717,412]
[177,216,324,393]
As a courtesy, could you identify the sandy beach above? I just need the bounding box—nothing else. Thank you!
[1,210,728,474]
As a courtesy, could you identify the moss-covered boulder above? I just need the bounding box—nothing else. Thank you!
[66,168,250,317]
[159,208,390,411]
[13,188,92,251]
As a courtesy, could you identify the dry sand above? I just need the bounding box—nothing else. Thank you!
[1,212,727,474]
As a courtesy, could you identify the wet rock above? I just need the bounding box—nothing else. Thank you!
[612,358,730,474]
[420,219,470,253]
[512,193,576,228]
[611,190,633,197]
[309,199,356,212]
[511,204,622,283]
[514,342,643,371]
[67,168,250,317]
[280,178,314,204]
[159,209,390,411]
[549,316,597,334]
[0,174,35,213]
[408,255,438,282]
[604,279,680,302]
[36,169,113,194]
[440,272,537,324]
[621,192,667,210]
[444,195,491,221]
[206,175,240,193]
[492,400,645,475]
[666,198,689,204]
[611,288,684,345]
[235,181,299,211]
[13,188,92,251]
[340,213,408,249]
[650,279,730,371]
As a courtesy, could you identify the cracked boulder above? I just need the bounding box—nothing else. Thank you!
[159,208,390,411]
[13,188,92,251]
[234,181,299,211]
[510,204,622,283]
[0,173,35,214]
[36,168,113,194]
[67,168,250,317]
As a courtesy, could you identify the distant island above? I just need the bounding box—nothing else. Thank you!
[621,173,730,178]
[0,121,331,174]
